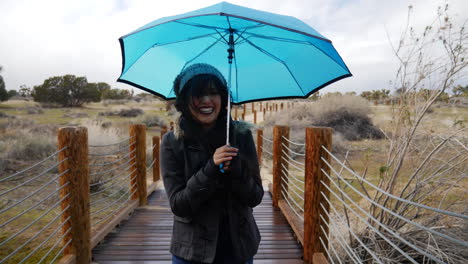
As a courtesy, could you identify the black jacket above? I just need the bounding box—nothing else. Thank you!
[160,121,264,263]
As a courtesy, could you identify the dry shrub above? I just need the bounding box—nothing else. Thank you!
[262,96,383,154]
[63,112,89,118]
[102,99,130,106]
[0,112,9,118]
[98,108,144,117]
[140,115,167,128]
[26,107,44,114]
[1,131,56,161]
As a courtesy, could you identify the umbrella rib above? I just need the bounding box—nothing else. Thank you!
[152,32,220,47]
[181,33,228,70]
[244,32,350,73]
[236,34,307,96]
[174,20,226,30]
[164,33,228,98]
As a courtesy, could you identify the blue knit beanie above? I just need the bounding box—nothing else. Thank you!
[173,63,227,96]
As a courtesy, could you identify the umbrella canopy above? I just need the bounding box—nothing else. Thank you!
[117,1,351,104]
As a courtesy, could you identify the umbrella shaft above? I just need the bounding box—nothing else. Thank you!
[226,60,232,146]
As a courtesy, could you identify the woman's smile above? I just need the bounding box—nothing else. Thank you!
[189,94,221,129]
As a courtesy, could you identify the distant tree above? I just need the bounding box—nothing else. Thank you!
[345,91,357,96]
[0,66,7,102]
[309,91,320,101]
[323,91,342,97]
[360,91,372,100]
[452,84,468,97]
[101,88,133,100]
[18,85,31,97]
[32,75,101,107]
[7,90,18,99]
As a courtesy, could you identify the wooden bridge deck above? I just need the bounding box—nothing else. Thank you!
[92,189,304,263]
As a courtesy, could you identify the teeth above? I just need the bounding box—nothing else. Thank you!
[199,107,214,114]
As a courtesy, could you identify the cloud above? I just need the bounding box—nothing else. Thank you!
[0,0,467,94]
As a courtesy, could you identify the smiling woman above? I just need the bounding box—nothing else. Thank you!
[160,63,264,264]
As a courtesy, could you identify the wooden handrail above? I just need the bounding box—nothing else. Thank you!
[272,125,289,207]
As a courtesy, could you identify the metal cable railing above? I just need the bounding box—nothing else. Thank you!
[0,158,68,197]
[89,149,135,167]
[88,141,135,157]
[0,200,70,263]
[322,146,468,220]
[282,136,305,147]
[88,136,134,148]
[321,193,384,264]
[321,158,468,247]
[90,173,136,207]
[0,147,67,183]
[89,156,135,177]
[0,170,68,218]
[36,227,71,264]
[92,181,138,227]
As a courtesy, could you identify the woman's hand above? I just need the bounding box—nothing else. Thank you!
[213,145,238,171]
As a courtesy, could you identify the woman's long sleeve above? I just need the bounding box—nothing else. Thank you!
[160,132,219,218]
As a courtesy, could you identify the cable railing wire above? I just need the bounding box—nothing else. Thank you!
[37,227,71,264]
[281,168,304,195]
[0,194,69,250]
[320,176,436,264]
[0,158,68,197]
[281,142,305,157]
[319,214,361,264]
[91,181,137,218]
[89,149,136,167]
[281,147,306,168]
[281,136,305,147]
[0,181,69,228]
[260,146,273,157]
[321,192,384,264]
[281,163,304,184]
[0,147,67,183]
[281,154,305,173]
[91,175,137,206]
[88,136,135,147]
[322,146,468,221]
[89,156,135,177]
[90,169,135,197]
[93,186,138,227]
[281,189,304,222]
[321,159,468,247]
[260,134,273,144]
[88,141,135,157]
[0,169,68,218]
[48,238,72,264]
[319,235,339,264]
[17,216,71,264]
[280,175,304,203]
[89,165,135,188]
[0,204,70,263]
[319,223,352,263]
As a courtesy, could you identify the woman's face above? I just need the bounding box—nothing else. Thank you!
[189,88,222,129]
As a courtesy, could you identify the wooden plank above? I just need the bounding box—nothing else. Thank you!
[91,199,138,248]
[57,254,76,264]
[92,190,303,262]
[313,253,329,264]
[279,200,304,245]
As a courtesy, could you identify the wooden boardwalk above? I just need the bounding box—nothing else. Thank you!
[92,189,304,263]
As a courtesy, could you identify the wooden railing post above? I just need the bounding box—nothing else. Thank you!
[58,127,91,263]
[130,124,147,206]
[253,110,257,124]
[256,129,263,166]
[303,127,332,263]
[272,125,289,207]
[152,136,160,182]
[234,107,238,120]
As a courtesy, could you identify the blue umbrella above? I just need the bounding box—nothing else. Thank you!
[117,1,351,144]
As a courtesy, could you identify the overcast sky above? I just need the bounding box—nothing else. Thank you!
[1,0,467,95]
